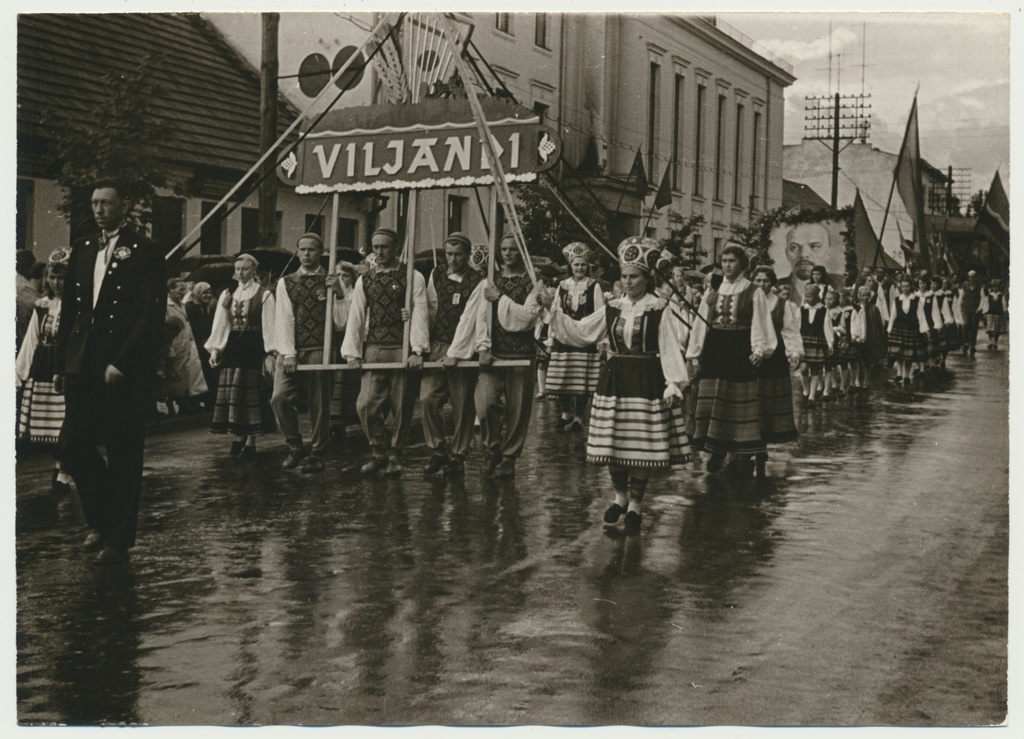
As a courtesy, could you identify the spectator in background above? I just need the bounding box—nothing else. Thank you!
[164,277,208,414]
[16,248,41,351]
[186,281,217,408]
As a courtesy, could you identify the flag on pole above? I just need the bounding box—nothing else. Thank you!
[854,189,900,270]
[653,162,673,209]
[974,170,1010,258]
[628,147,648,199]
[894,94,928,270]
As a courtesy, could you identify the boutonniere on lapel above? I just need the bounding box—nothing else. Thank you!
[112,246,133,262]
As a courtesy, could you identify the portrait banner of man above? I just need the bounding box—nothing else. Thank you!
[768,216,851,305]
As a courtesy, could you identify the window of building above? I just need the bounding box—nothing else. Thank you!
[694,84,706,196]
[495,14,512,35]
[647,61,661,180]
[305,214,325,237]
[713,236,723,262]
[714,94,726,201]
[672,75,685,191]
[734,103,745,206]
[240,207,282,251]
[201,201,225,255]
[751,111,762,211]
[447,195,467,234]
[533,100,550,124]
[151,196,184,251]
[535,14,549,49]
[337,217,359,249]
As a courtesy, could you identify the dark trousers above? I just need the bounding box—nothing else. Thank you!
[58,373,149,550]
[963,312,981,348]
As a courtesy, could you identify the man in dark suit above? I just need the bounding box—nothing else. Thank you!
[54,178,167,565]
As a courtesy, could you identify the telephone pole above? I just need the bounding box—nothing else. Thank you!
[803,92,872,208]
[259,13,280,249]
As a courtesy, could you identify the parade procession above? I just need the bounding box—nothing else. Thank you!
[13,9,1010,729]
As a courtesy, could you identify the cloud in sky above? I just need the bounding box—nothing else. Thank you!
[759,25,860,63]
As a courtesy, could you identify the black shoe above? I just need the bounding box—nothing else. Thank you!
[423,453,449,475]
[82,530,105,552]
[494,457,516,479]
[483,451,501,477]
[556,417,571,432]
[282,448,305,470]
[755,453,768,479]
[444,457,466,477]
[706,452,726,473]
[383,457,403,477]
[623,511,642,533]
[603,503,626,524]
[230,439,245,457]
[301,455,325,474]
[94,545,129,566]
[569,419,584,433]
[238,445,255,459]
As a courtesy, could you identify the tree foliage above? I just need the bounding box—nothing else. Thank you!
[42,54,174,236]
[660,211,707,270]
[968,189,988,218]
[511,181,612,265]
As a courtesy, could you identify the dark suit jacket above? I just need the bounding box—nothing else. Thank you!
[55,226,167,380]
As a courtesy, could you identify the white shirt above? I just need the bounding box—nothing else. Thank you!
[92,231,119,307]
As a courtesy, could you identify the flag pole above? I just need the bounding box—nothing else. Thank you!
[871,177,898,270]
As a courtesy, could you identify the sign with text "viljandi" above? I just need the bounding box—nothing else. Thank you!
[278,98,561,194]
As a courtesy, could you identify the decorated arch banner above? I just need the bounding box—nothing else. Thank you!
[278,97,561,194]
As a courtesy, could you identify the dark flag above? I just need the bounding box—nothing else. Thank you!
[628,147,648,198]
[975,170,1010,258]
[894,94,928,270]
[856,189,900,271]
[653,162,673,209]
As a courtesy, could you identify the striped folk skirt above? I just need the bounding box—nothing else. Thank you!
[18,379,65,444]
[801,333,829,371]
[586,355,691,468]
[756,345,798,444]
[986,313,1007,336]
[887,325,928,363]
[545,346,601,396]
[211,366,276,436]
[692,328,766,456]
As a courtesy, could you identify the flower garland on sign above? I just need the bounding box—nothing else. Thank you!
[732,205,856,284]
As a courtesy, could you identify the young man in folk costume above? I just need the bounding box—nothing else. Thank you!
[447,233,545,479]
[271,233,338,474]
[54,178,167,565]
[420,232,484,477]
[342,227,429,477]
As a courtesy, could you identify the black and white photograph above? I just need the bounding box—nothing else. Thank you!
[6,0,1016,731]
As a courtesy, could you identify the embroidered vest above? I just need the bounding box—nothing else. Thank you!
[229,288,267,333]
[987,292,1005,315]
[770,297,786,334]
[363,268,407,346]
[35,303,59,347]
[893,296,920,329]
[558,279,598,320]
[606,303,663,356]
[491,272,534,358]
[432,266,482,345]
[710,283,756,330]
[284,272,327,350]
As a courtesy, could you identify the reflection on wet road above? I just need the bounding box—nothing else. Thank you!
[16,349,1008,726]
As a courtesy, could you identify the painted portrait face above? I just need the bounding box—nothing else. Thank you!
[786,222,830,281]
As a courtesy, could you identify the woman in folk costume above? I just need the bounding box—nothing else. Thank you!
[929,276,956,369]
[16,249,73,494]
[979,278,1008,349]
[750,266,802,477]
[850,284,887,391]
[797,283,834,404]
[164,277,209,411]
[887,276,929,385]
[829,288,859,397]
[686,243,777,474]
[545,242,605,432]
[546,236,691,534]
[944,277,965,354]
[206,253,277,457]
[916,275,942,370]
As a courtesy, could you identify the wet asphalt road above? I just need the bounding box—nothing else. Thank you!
[14,346,1009,727]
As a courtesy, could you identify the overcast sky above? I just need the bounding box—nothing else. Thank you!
[725,12,1010,196]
